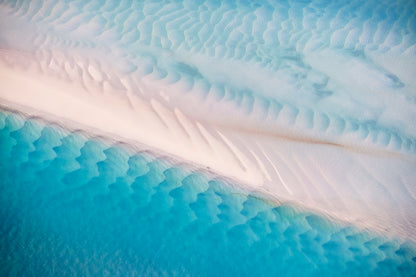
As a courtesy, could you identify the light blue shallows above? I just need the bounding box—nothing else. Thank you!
[0,110,415,276]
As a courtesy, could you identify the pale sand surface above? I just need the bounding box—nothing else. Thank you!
[1,58,415,242]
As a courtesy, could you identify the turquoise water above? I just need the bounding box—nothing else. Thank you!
[0,109,415,276]
[1,0,416,275]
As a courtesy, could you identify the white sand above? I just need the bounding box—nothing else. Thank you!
[1,54,416,242]
[0,58,264,187]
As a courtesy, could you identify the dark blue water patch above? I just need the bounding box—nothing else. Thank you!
[0,109,415,276]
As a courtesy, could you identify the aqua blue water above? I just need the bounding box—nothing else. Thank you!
[0,109,415,276]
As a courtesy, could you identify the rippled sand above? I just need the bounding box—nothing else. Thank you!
[0,0,416,274]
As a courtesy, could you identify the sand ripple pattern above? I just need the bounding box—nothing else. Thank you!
[1,0,416,154]
[1,0,416,251]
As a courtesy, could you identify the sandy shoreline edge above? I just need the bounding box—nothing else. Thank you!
[1,61,416,243]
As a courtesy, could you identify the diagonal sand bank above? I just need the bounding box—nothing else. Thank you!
[1,54,415,242]
[1,0,416,245]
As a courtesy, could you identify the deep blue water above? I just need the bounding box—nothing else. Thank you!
[0,109,415,276]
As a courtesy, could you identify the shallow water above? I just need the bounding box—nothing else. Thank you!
[1,110,415,276]
[1,0,416,275]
